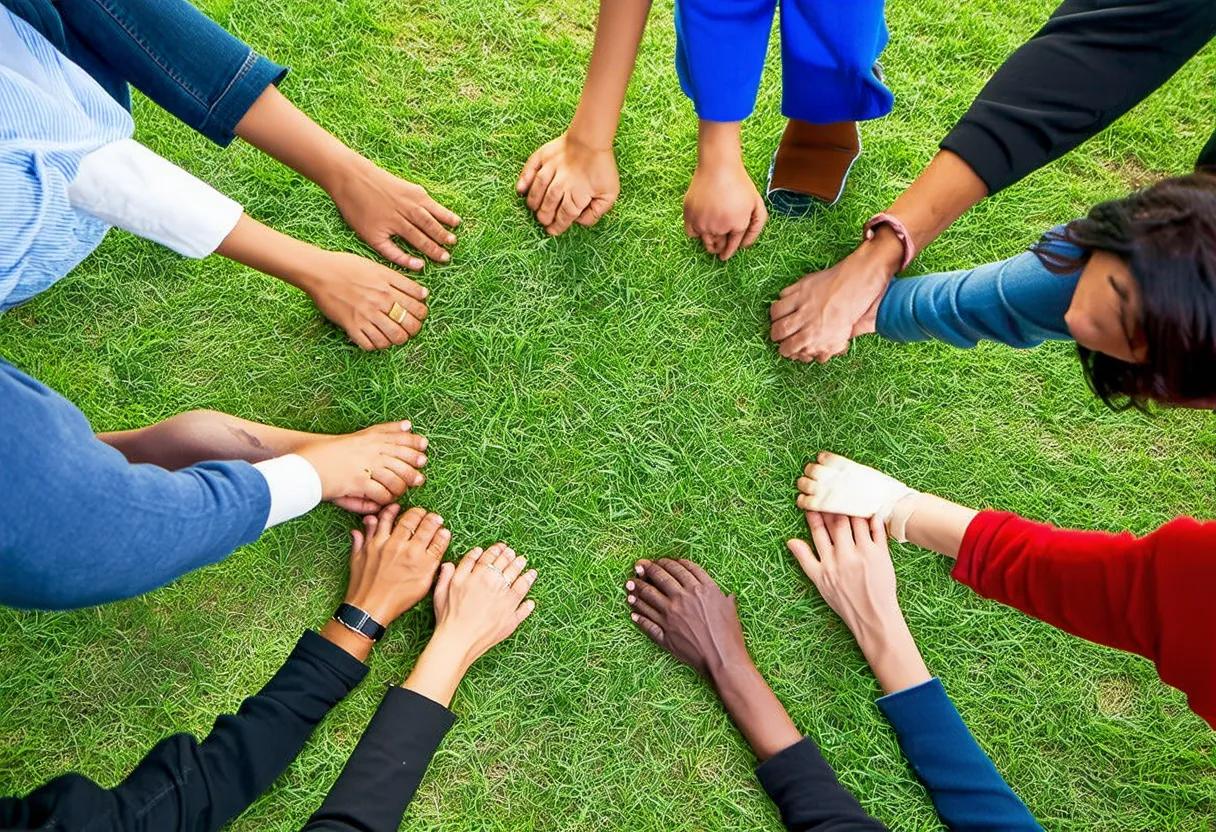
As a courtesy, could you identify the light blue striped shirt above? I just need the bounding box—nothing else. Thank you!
[0,7,133,311]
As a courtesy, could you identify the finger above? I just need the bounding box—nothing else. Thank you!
[824,512,855,549]
[390,291,429,324]
[769,294,802,327]
[350,327,376,351]
[629,580,667,615]
[657,558,698,587]
[869,515,887,545]
[512,568,537,600]
[412,511,446,551]
[503,552,528,584]
[720,230,744,262]
[536,176,567,227]
[786,538,822,581]
[427,527,452,560]
[545,191,585,237]
[677,559,714,585]
[370,466,409,501]
[374,312,410,346]
[372,238,425,272]
[380,454,424,489]
[360,324,391,351]
[406,207,457,252]
[396,222,451,264]
[396,506,428,537]
[642,560,683,596]
[456,547,484,578]
[851,514,873,545]
[490,545,516,573]
[684,218,696,238]
[575,196,613,227]
[388,274,429,302]
[526,164,558,213]
[701,233,722,255]
[626,592,663,624]
[514,598,537,624]
[518,151,544,194]
[796,493,816,512]
[424,196,462,228]
[362,513,379,539]
[806,511,836,566]
[631,611,665,645]
[434,560,455,602]
[742,201,767,248]
[349,528,365,554]
[796,475,814,495]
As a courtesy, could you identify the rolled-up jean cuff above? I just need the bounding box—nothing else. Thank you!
[198,51,288,147]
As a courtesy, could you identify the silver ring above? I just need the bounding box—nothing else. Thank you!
[484,563,511,586]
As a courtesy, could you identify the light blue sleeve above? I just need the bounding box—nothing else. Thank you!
[875,241,1082,349]
[877,678,1041,832]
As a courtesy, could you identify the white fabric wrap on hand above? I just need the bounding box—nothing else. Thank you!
[67,138,243,259]
[805,457,921,543]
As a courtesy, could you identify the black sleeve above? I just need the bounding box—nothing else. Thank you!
[0,630,368,831]
[301,686,456,832]
[755,738,890,832]
[940,0,1216,194]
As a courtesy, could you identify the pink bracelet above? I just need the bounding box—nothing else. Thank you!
[863,212,916,271]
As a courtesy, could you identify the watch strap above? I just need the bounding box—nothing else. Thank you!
[863,212,916,271]
[333,602,387,642]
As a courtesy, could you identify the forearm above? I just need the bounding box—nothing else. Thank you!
[853,617,932,698]
[899,493,979,560]
[698,121,743,167]
[884,150,988,257]
[215,213,325,295]
[401,630,473,708]
[709,661,802,763]
[98,411,308,469]
[234,86,363,197]
[567,0,652,149]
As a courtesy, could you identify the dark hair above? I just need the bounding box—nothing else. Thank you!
[1032,171,1216,411]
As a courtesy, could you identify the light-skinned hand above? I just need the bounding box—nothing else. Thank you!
[432,542,538,666]
[303,250,430,350]
[344,504,451,625]
[296,420,429,512]
[517,133,620,236]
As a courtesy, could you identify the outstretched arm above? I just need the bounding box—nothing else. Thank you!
[516,0,651,236]
[788,513,1041,831]
[625,558,888,831]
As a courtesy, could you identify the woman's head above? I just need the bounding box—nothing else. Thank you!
[1036,171,1216,410]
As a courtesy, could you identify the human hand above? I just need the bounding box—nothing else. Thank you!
[431,543,538,667]
[302,250,429,350]
[343,504,450,625]
[296,420,429,512]
[768,228,904,362]
[625,558,751,677]
[683,159,767,261]
[327,156,460,270]
[517,133,620,236]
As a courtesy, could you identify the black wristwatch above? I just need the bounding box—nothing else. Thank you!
[332,603,387,642]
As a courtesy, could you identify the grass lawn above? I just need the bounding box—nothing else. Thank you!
[2,0,1215,828]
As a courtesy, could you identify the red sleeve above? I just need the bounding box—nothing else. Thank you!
[954,510,1216,729]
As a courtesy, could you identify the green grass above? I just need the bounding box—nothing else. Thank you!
[2,0,1215,828]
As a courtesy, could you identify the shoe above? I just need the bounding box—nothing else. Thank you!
[766,120,861,217]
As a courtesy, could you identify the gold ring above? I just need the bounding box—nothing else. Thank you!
[388,302,407,325]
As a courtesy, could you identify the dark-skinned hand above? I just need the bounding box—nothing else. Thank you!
[624,558,751,677]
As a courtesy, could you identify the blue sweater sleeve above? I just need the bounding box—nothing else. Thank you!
[877,679,1041,832]
[0,359,271,610]
[875,240,1081,350]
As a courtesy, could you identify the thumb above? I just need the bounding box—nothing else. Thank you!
[434,561,455,604]
[786,538,821,582]
[349,528,365,555]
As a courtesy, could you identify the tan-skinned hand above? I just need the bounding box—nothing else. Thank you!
[518,133,620,236]
[683,158,767,262]
[344,504,451,625]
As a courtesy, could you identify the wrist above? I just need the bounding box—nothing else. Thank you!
[855,224,906,277]
[853,617,932,696]
[706,651,760,692]
[567,112,616,152]
[320,618,375,663]
[696,120,743,167]
[314,143,366,198]
[426,625,479,674]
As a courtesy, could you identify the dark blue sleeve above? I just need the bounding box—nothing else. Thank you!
[0,359,271,610]
[875,239,1080,350]
[877,678,1041,832]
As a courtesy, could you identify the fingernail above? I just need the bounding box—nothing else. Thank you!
[635,565,644,576]
[447,235,457,244]
[518,557,527,567]
[419,437,429,450]
[401,421,412,431]
[627,595,635,604]
[630,613,639,622]
[441,253,451,263]
[625,581,635,591]
[420,288,430,298]
[417,455,427,466]
[434,515,444,524]
[412,259,424,270]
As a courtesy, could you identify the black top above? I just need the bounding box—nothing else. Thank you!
[756,738,889,832]
[941,0,1216,195]
[0,630,368,831]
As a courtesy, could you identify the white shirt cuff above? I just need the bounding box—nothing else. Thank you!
[66,138,243,259]
[253,454,323,530]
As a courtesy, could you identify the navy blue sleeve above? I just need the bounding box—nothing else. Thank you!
[877,678,1041,832]
[0,358,271,610]
[755,737,889,831]
[874,244,1079,350]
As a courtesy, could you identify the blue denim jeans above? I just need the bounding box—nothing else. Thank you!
[875,227,1082,350]
[2,0,286,146]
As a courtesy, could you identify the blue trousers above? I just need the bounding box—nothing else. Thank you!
[875,227,1082,350]
[0,359,271,610]
[674,0,893,123]
[1,0,285,146]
